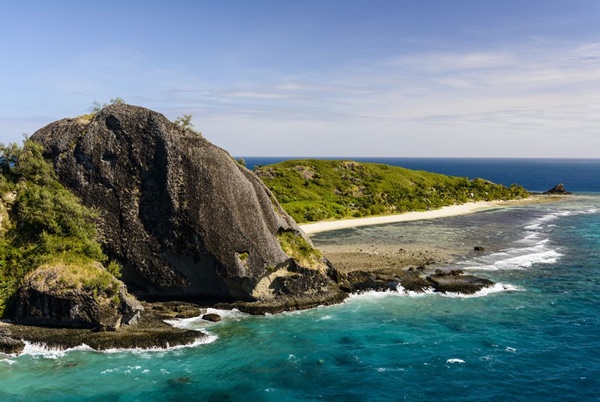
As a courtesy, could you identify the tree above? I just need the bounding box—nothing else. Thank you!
[88,97,125,113]
[174,114,194,130]
[174,114,202,136]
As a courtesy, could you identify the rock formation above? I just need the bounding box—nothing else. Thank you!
[0,328,25,355]
[336,267,493,295]
[14,262,143,331]
[31,104,340,309]
[543,183,571,195]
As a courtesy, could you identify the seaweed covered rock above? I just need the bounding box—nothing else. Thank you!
[31,104,337,307]
[13,262,143,331]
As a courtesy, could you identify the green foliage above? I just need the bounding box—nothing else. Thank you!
[256,160,530,223]
[29,260,121,303]
[236,157,246,167]
[106,260,123,279]
[0,140,120,316]
[237,252,249,262]
[174,114,194,129]
[277,230,323,269]
[88,97,125,113]
[174,114,202,136]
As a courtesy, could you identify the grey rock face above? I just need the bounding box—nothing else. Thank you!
[13,265,143,331]
[31,104,333,302]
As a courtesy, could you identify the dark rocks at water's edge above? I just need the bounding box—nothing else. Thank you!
[4,102,500,352]
[30,104,340,313]
[202,313,222,322]
[543,183,571,195]
[13,264,143,332]
[0,328,25,354]
[336,267,494,295]
[427,269,494,294]
[216,260,349,314]
[1,302,207,353]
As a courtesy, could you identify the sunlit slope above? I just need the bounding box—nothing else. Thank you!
[255,160,529,223]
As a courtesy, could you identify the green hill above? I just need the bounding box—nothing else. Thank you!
[254,159,529,223]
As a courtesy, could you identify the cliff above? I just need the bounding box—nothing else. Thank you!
[31,105,342,308]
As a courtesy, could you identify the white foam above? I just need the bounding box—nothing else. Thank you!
[493,250,561,269]
[101,334,218,354]
[18,333,217,358]
[166,308,249,330]
[376,367,405,372]
[446,358,465,364]
[346,286,435,301]
[438,283,525,299]
[20,342,95,358]
[396,284,436,296]
[463,248,562,271]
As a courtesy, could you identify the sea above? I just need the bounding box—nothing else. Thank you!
[1,158,599,401]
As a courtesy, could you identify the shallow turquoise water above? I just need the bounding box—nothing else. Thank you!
[2,196,599,401]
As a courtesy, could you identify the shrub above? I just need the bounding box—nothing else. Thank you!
[0,140,119,316]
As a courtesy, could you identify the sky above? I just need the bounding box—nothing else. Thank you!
[1,0,599,157]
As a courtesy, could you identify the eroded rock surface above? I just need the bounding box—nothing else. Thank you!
[31,104,337,306]
[14,263,143,331]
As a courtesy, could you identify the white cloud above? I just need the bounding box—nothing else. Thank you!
[4,39,599,157]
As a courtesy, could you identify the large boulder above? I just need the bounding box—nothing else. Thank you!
[13,262,143,331]
[31,104,337,305]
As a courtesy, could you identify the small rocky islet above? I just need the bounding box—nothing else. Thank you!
[0,104,513,353]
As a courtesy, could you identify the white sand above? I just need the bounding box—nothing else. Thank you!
[299,201,501,235]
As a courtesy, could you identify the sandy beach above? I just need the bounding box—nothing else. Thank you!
[299,196,565,235]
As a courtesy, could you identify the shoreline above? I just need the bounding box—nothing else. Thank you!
[2,195,572,356]
[300,195,569,235]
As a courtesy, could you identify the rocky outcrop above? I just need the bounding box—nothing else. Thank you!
[336,267,493,295]
[202,313,221,322]
[6,301,205,351]
[13,263,143,331]
[426,269,494,294]
[31,104,337,307]
[0,328,25,355]
[543,183,571,195]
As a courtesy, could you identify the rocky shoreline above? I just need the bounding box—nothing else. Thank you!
[0,302,207,355]
[0,105,573,357]
[0,253,494,356]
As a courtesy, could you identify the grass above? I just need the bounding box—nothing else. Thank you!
[277,230,324,269]
[256,159,530,223]
[31,257,121,301]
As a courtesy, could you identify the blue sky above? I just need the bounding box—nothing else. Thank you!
[1,0,599,157]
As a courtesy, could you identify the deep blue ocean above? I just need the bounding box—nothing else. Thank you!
[1,158,599,401]
[244,157,600,193]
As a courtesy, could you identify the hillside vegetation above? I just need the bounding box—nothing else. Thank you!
[0,140,122,316]
[255,160,529,223]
